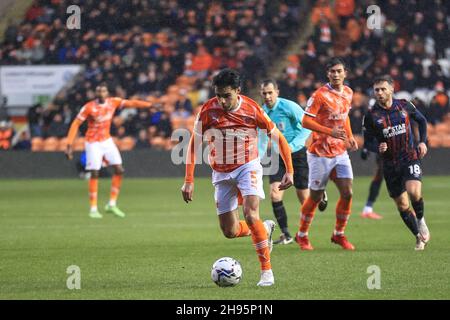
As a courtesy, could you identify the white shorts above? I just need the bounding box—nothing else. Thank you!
[307,151,353,190]
[212,158,265,215]
[85,138,122,170]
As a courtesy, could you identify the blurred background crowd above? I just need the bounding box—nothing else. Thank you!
[0,0,448,151]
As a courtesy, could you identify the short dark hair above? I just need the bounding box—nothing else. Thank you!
[96,83,110,91]
[212,68,241,89]
[373,75,394,86]
[261,79,278,89]
[326,57,347,71]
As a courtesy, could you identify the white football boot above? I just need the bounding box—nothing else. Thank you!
[257,269,275,287]
[263,220,276,253]
[418,217,430,243]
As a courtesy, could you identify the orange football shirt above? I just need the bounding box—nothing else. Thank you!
[193,95,275,172]
[76,97,124,143]
[305,83,353,157]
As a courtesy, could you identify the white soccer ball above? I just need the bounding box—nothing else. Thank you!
[211,257,242,287]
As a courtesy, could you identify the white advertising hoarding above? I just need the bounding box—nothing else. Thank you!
[0,65,82,108]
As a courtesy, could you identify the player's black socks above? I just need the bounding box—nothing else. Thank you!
[411,198,424,221]
[399,209,419,236]
[272,201,290,237]
[368,179,382,203]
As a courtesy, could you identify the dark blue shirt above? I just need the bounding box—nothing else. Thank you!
[363,99,427,164]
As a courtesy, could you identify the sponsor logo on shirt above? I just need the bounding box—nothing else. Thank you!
[382,123,406,138]
[328,112,347,120]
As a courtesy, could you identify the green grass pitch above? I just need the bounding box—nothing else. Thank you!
[0,176,449,299]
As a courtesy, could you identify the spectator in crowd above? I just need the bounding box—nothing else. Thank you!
[135,129,152,149]
[429,91,450,124]
[0,120,14,150]
[46,113,68,138]
[13,130,31,150]
[27,103,44,137]
[2,0,448,151]
[277,0,449,137]
[335,0,355,28]
[311,0,336,26]
[156,112,173,138]
[175,89,193,113]
[0,97,10,122]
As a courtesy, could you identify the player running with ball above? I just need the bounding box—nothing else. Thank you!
[181,69,294,286]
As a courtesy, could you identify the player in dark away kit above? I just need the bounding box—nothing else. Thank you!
[363,75,430,250]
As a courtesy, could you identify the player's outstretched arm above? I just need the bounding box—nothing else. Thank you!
[121,98,154,109]
[302,116,347,140]
[65,118,83,160]
[270,128,293,190]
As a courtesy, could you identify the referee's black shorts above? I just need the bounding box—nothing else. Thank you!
[268,147,309,190]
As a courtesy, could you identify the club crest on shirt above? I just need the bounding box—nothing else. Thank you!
[401,111,407,119]
[209,111,220,123]
[243,116,253,124]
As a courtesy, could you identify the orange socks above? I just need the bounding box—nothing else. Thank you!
[236,220,251,237]
[248,220,271,271]
[109,174,122,206]
[89,175,123,210]
[335,197,352,235]
[298,197,320,236]
[89,178,98,211]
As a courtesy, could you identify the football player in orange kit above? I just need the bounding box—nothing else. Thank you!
[65,84,153,218]
[296,58,358,251]
[181,69,294,286]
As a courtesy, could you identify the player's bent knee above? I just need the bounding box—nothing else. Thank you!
[114,166,125,175]
[243,197,259,211]
[243,206,258,218]
[270,186,282,202]
[90,170,99,178]
[222,228,238,239]
[338,185,353,199]
[341,191,353,200]
[310,190,323,202]
[244,214,259,226]
[407,189,422,202]
[270,193,282,202]
[395,200,409,212]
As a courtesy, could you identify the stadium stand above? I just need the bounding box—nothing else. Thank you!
[0,0,448,150]
[276,0,449,146]
[1,0,303,151]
